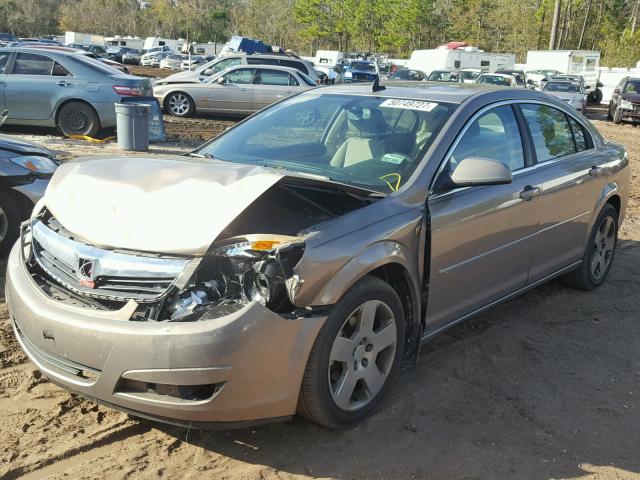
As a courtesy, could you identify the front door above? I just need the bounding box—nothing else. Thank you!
[5,52,76,121]
[426,104,540,333]
[207,67,255,114]
[0,51,10,114]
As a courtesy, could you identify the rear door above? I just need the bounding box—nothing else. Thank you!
[5,52,75,121]
[517,103,608,281]
[251,69,298,110]
[426,104,540,332]
[0,51,11,113]
[206,67,255,114]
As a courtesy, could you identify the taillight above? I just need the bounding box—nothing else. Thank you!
[113,85,142,96]
[316,79,320,85]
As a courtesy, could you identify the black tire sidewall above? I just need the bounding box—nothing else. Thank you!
[0,189,23,256]
[58,102,99,137]
[307,277,406,427]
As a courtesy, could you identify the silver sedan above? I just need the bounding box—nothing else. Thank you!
[154,65,317,117]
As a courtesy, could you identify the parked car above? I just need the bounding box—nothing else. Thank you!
[0,32,19,46]
[526,69,559,90]
[179,55,206,71]
[543,79,588,113]
[67,43,109,58]
[607,76,640,124]
[0,47,152,136]
[160,54,185,70]
[387,69,426,81]
[155,53,321,86]
[460,67,486,83]
[315,65,343,84]
[342,61,379,83]
[8,83,628,430]
[0,115,58,253]
[154,64,316,117]
[426,69,459,82]
[495,69,527,87]
[476,73,518,87]
[106,46,133,63]
[122,49,143,65]
[141,51,170,67]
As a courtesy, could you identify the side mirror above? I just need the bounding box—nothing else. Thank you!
[585,85,591,90]
[450,157,512,187]
[216,76,225,84]
[204,68,215,76]
[614,88,620,94]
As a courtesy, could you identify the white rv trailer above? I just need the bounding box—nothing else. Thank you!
[314,50,345,67]
[64,31,105,45]
[407,46,515,76]
[143,36,185,52]
[526,50,602,102]
[105,36,144,49]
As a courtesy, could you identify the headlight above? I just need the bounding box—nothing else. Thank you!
[10,156,57,175]
[620,99,634,110]
[344,71,352,78]
[164,235,305,321]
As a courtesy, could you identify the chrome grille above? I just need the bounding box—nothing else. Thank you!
[28,218,190,303]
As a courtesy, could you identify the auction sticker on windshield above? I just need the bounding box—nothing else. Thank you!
[380,99,438,112]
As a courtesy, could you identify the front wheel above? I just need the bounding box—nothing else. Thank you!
[565,203,618,290]
[613,108,623,124]
[298,276,405,428]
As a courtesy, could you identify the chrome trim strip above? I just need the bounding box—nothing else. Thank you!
[31,219,189,280]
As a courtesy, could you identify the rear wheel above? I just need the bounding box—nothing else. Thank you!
[298,276,405,428]
[57,102,100,137]
[165,92,194,117]
[565,203,618,290]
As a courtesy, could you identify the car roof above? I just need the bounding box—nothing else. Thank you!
[226,64,303,75]
[4,46,77,56]
[317,82,551,104]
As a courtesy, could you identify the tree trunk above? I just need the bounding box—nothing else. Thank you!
[550,0,562,49]
[538,3,547,50]
[591,0,607,50]
[578,0,592,49]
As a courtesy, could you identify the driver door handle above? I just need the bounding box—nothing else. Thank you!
[56,81,72,87]
[519,185,541,201]
[589,165,604,177]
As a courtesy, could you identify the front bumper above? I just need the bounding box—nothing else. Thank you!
[619,107,640,120]
[6,243,325,426]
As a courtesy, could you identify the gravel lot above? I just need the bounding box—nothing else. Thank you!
[0,106,639,480]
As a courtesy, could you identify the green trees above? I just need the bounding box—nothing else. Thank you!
[0,0,639,66]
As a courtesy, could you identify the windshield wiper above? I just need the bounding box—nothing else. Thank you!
[187,152,214,159]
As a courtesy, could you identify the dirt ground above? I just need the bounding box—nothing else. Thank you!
[1,108,640,480]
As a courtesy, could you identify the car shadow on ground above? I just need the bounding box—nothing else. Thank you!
[142,238,640,479]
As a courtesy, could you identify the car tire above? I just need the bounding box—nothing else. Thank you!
[613,108,623,124]
[0,190,23,256]
[165,92,195,117]
[565,203,618,291]
[606,106,613,121]
[298,275,406,428]
[57,102,100,137]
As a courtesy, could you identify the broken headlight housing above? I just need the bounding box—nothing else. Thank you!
[164,235,305,321]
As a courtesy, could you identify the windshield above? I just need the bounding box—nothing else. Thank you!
[196,94,455,193]
[460,70,480,80]
[478,75,512,86]
[350,62,376,72]
[624,81,640,93]
[545,82,580,93]
[427,70,458,82]
[391,70,423,80]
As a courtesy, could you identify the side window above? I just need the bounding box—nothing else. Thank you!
[454,60,461,69]
[247,57,278,66]
[568,116,590,151]
[12,53,54,75]
[0,52,11,74]
[52,62,72,77]
[280,59,309,75]
[256,69,290,86]
[211,58,240,74]
[223,68,256,85]
[450,105,525,172]
[289,74,299,86]
[520,104,576,162]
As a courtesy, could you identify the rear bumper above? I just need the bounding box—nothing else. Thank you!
[6,243,325,425]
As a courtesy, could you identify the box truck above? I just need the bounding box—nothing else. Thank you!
[526,50,602,102]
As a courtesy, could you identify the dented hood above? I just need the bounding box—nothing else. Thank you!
[43,156,285,255]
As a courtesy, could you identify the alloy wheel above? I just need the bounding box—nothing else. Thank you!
[591,216,615,281]
[0,205,8,242]
[168,94,190,116]
[328,300,397,411]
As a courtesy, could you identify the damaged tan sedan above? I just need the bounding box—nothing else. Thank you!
[7,83,629,429]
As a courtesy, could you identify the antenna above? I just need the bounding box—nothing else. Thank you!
[372,77,385,92]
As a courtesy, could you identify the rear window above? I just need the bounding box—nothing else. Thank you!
[72,54,121,75]
[280,59,309,75]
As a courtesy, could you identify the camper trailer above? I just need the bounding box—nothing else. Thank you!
[314,50,345,67]
[105,36,144,50]
[408,43,515,77]
[64,31,104,46]
[526,50,602,102]
[143,36,185,52]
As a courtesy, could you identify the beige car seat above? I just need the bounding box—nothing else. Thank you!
[330,109,388,168]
